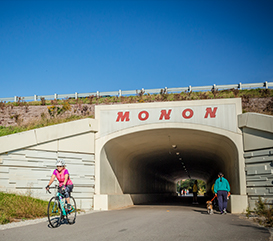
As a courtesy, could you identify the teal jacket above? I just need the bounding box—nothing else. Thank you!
[214,177,230,193]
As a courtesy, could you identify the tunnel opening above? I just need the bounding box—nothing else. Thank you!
[99,127,240,206]
[177,179,207,196]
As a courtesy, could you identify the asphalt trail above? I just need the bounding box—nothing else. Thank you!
[0,203,270,241]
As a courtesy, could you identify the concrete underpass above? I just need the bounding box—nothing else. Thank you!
[101,128,240,196]
[94,99,248,212]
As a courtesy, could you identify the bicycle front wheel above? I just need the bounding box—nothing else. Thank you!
[66,196,77,224]
[47,197,61,228]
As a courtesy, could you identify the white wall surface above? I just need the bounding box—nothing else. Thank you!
[96,98,242,138]
[0,118,97,210]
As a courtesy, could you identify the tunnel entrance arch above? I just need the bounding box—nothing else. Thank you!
[94,123,246,211]
[100,127,240,195]
[94,99,248,212]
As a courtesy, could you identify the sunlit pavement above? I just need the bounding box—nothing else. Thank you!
[0,197,270,241]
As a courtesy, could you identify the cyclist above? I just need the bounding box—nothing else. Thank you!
[46,159,73,209]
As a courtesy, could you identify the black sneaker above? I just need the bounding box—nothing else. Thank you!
[67,204,72,211]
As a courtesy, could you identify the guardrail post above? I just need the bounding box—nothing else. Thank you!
[188,85,191,92]
[34,95,38,101]
[238,82,242,90]
[264,81,268,89]
[96,91,100,98]
[14,96,17,102]
[75,92,78,100]
[119,90,122,97]
[54,93,58,100]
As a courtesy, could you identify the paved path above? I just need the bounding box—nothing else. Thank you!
[0,203,271,241]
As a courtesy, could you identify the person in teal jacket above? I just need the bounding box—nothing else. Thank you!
[214,172,230,214]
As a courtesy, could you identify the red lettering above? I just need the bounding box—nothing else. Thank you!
[204,107,218,118]
[138,111,149,121]
[182,108,194,119]
[159,109,172,120]
[116,111,130,122]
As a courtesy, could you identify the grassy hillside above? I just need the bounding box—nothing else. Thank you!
[0,88,272,137]
[0,192,48,224]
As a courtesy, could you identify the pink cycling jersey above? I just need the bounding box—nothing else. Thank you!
[53,168,73,187]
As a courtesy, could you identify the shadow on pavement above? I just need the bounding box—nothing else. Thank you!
[136,195,209,207]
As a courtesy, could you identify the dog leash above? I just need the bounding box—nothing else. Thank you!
[211,192,230,202]
[211,194,217,202]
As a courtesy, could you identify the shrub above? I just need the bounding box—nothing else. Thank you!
[40,97,46,106]
[264,98,273,114]
[260,89,271,98]
[0,101,6,110]
[231,88,239,97]
[211,88,219,98]
[47,101,71,118]
[246,197,273,227]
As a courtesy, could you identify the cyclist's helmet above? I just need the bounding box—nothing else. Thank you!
[55,159,65,166]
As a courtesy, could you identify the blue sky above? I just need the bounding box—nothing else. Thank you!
[0,0,272,98]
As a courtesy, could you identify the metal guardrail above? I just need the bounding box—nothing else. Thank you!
[0,81,272,102]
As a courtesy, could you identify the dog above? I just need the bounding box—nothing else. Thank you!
[206,201,214,214]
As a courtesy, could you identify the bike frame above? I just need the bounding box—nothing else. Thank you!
[48,186,74,216]
[56,192,67,216]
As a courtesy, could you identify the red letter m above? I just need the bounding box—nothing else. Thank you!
[116,111,130,122]
[159,109,172,120]
[204,107,218,118]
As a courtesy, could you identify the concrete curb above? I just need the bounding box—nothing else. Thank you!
[0,210,99,230]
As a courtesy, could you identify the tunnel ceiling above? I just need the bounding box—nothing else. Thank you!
[104,128,238,184]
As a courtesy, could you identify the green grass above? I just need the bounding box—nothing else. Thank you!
[0,192,48,225]
[0,115,90,137]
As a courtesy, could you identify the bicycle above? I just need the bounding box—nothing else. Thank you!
[46,185,77,228]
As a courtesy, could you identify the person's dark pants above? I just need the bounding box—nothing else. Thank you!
[59,185,73,198]
[217,190,228,212]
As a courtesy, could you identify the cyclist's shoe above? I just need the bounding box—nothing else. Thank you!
[67,204,72,211]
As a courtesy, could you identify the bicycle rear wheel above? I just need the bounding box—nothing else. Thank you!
[66,196,77,224]
[47,197,61,228]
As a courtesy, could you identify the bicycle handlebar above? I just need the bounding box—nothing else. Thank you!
[46,185,58,194]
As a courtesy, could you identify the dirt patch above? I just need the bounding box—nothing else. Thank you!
[243,97,273,114]
[0,104,95,127]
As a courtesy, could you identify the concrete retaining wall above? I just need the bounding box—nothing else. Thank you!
[0,118,98,210]
[244,148,273,209]
[238,113,273,210]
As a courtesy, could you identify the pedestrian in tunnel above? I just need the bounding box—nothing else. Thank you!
[192,180,199,204]
[214,172,230,214]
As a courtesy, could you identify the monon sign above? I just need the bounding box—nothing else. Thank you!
[97,100,240,137]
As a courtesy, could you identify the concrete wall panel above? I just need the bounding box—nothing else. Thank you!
[0,130,37,154]
[29,141,58,152]
[242,128,273,151]
[0,119,97,210]
[0,118,98,155]
[239,113,273,151]
[35,118,97,144]
[58,132,95,153]
[0,148,95,209]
